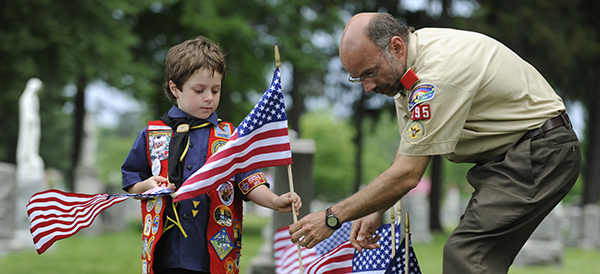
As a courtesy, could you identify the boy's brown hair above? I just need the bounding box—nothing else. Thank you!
[163,36,227,103]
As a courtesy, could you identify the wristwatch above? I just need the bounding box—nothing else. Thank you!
[325,207,342,230]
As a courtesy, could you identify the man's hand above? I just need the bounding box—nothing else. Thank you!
[289,211,334,249]
[349,211,383,252]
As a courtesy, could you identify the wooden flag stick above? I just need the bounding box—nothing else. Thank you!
[390,204,396,257]
[405,212,410,274]
[276,44,303,273]
[287,164,303,273]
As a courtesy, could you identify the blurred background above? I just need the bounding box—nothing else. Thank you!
[1,0,599,273]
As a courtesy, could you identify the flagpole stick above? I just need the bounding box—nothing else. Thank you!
[390,205,396,257]
[405,212,410,274]
[276,44,304,274]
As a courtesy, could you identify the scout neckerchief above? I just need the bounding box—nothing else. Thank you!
[160,112,214,188]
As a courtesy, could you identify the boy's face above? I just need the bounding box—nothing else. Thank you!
[170,69,222,119]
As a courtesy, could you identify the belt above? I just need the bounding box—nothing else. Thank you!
[518,113,571,143]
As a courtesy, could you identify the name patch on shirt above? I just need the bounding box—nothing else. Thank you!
[408,84,436,111]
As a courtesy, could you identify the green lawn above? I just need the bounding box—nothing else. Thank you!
[2,215,599,274]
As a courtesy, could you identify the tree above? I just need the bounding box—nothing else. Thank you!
[128,0,346,131]
[0,0,154,190]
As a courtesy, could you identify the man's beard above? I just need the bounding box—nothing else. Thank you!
[372,53,406,97]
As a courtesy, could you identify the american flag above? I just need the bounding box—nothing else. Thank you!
[174,68,292,202]
[27,187,173,254]
[274,222,407,274]
[384,237,422,274]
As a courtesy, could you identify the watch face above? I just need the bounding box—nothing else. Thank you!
[327,216,338,227]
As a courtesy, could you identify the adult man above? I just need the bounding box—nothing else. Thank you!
[289,12,581,274]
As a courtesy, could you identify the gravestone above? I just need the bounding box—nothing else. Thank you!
[400,177,432,243]
[566,205,582,247]
[441,186,461,229]
[0,163,17,255]
[580,204,600,249]
[514,203,564,267]
[14,78,46,246]
[0,163,16,239]
[73,112,105,235]
[248,137,315,274]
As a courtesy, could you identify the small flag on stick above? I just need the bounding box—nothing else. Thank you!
[27,187,173,254]
[174,67,293,202]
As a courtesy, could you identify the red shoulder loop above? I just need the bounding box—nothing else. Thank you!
[400,69,419,90]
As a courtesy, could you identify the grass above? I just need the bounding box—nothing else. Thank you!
[410,232,600,274]
[0,214,269,274]
[3,215,599,274]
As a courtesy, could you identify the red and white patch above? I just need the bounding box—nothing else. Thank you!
[411,104,431,120]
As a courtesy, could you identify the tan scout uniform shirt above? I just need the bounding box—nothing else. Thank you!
[395,28,565,163]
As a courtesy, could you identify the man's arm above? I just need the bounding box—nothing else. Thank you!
[288,153,431,248]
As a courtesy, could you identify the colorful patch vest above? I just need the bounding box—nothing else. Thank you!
[140,120,265,274]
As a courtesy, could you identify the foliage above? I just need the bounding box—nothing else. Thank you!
[300,110,355,201]
[361,112,401,184]
[0,0,155,183]
[96,127,140,186]
[128,0,346,129]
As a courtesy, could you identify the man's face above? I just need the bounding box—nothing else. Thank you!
[341,42,406,97]
[368,51,406,97]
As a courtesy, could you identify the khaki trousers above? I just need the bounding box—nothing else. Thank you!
[443,124,581,274]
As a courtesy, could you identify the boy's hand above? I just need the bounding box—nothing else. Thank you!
[130,176,175,197]
[275,192,302,215]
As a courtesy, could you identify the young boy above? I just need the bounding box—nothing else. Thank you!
[121,36,301,274]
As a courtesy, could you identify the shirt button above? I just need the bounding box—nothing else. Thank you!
[182,213,188,220]
[189,142,194,148]
[187,164,193,170]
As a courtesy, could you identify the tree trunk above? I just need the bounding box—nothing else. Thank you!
[583,74,600,205]
[69,76,87,191]
[352,92,367,192]
[429,155,443,232]
[289,70,305,136]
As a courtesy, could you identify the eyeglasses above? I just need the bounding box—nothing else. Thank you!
[347,45,387,84]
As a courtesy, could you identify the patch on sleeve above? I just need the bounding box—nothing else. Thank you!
[238,173,266,195]
[408,84,436,111]
[406,120,426,141]
[411,104,431,120]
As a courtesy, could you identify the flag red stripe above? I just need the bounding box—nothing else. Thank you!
[182,127,291,183]
[203,127,289,160]
[27,189,127,254]
[31,197,125,239]
[305,242,354,274]
[174,121,292,202]
[185,142,291,183]
[174,157,291,202]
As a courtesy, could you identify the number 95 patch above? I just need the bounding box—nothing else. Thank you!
[411,104,431,120]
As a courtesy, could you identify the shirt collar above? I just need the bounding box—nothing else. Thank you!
[167,105,220,126]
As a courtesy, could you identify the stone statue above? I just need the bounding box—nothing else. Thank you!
[17,78,45,173]
[14,78,46,244]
